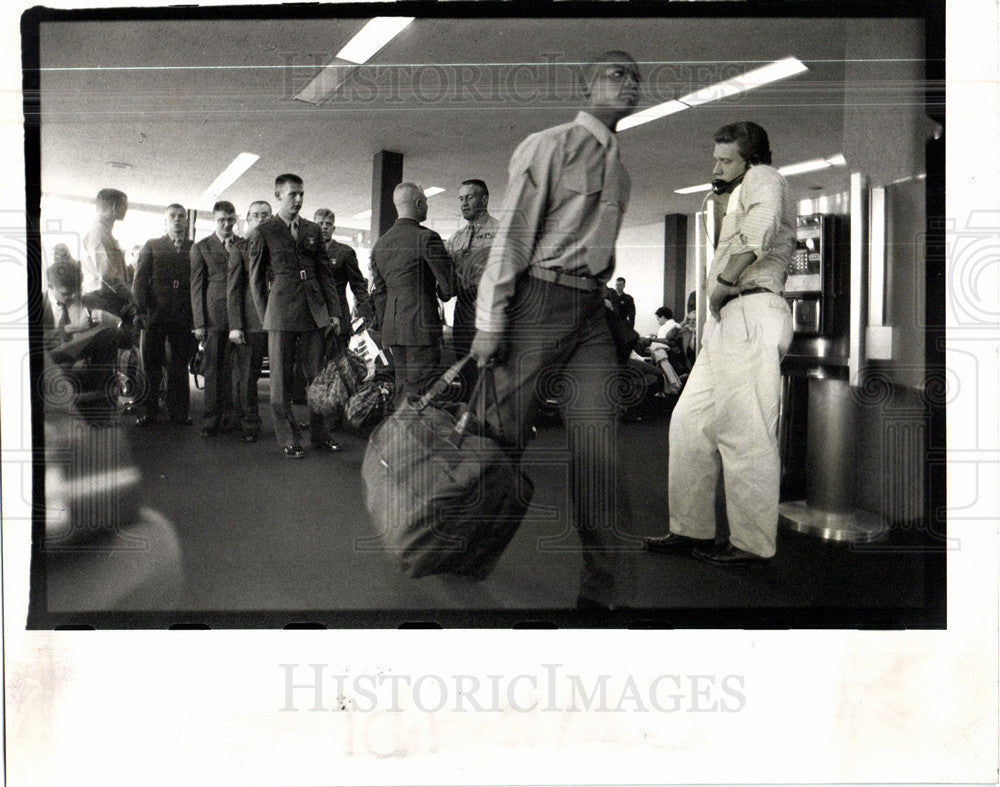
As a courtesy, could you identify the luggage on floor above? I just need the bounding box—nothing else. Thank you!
[345,372,395,432]
[361,356,532,580]
[307,348,367,418]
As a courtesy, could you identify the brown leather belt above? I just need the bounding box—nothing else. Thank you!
[719,286,775,311]
[527,266,601,292]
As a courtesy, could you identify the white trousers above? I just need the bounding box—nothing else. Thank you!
[668,292,793,557]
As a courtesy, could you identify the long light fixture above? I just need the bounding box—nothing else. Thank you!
[200,153,260,203]
[353,209,373,220]
[424,187,445,197]
[618,57,808,132]
[678,57,808,107]
[616,100,687,132]
[673,153,847,194]
[295,17,414,104]
[337,17,414,64]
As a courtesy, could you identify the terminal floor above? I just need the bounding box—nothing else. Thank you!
[120,386,939,628]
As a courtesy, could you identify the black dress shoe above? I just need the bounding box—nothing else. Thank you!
[134,414,153,427]
[692,542,771,567]
[310,438,343,453]
[242,431,258,443]
[200,425,218,438]
[644,532,714,554]
[282,444,306,459]
[170,414,193,426]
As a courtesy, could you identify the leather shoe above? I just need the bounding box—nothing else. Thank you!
[200,425,218,438]
[134,414,153,427]
[282,444,306,459]
[170,414,193,426]
[242,431,258,443]
[310,438,343,453]
[692,542,771,567]
[644,532,714,554]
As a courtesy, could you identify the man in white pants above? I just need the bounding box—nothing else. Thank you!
[645,121,794,565]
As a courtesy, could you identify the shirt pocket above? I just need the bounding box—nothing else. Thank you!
[563,163,603,196]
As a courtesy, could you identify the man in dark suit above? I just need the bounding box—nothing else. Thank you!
[226,200,272,443]
[313,208,374,346]
[132,203,197,426]
[613,276,636,329]
[191,200,239,437]
[370,182,455,400]
[248,174,342,459]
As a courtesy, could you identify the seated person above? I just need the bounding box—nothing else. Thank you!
[646,306,684,395]
[42,247,122,418]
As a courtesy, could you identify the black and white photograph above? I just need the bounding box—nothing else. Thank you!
[2,0,997,783]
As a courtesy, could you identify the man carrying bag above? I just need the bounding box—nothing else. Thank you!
[361,355,532,581]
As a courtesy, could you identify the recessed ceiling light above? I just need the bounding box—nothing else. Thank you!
[336,17,414,65]
[200,152,260,203]
[678,57,808,107]
[616,100,687,132]
[673,152,846,194]
[619,57,809,132]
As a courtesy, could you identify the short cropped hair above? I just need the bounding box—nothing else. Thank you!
[313,208,335,222]
[713,122,772,166]
[212,200,236,214]
[616,276,626,284]
[96,188,127,210]
[460,179,489,197]
[247,200,271,218]
[275,173,304,189]
[47,247,82,291]
[165,203,186,214]
[655,306,674,320]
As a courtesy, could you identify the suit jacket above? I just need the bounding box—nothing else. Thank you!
[247,215,341,332]
[191,233,240,330]
[133,235,194,326]
[226,237,265,334]
[326,239,373,326]
[371,219,455,346]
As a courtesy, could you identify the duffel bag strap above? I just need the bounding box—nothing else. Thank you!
[415,353,476,411]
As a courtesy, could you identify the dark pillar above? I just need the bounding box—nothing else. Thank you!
[663,213,688,317]
[371,150,404,239]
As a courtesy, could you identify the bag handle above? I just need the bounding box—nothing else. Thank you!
[414,354,477,412]
[452,363,502,445]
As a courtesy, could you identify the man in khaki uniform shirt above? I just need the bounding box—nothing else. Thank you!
[471,51,642,611]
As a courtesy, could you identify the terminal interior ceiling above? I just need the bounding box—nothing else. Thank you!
[36,14,875,232]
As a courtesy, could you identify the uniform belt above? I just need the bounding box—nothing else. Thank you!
[719,286,775,311]
[274,269,314,281]
[527,266,600,292]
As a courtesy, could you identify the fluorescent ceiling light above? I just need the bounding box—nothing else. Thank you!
[200,153,259,202]
[353,209,372,220]
[294,59,356,104]
[619,57,808,132]
[674,183,713,195]
[295,17,414,104]
[424,187,445,198]
[674,152,846,194]
[336,17,414,64]
[778,158,835,177]
[678,57,808,107]
[616,100,687,132]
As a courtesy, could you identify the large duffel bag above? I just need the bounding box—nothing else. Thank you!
[361,356,532,581]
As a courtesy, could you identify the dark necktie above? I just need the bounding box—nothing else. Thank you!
[174,237,184,252]
[56,300,70,329]
[290,220,299,241]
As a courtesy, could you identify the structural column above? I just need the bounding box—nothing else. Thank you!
[371,150,404,239]
[663,213,688,317]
